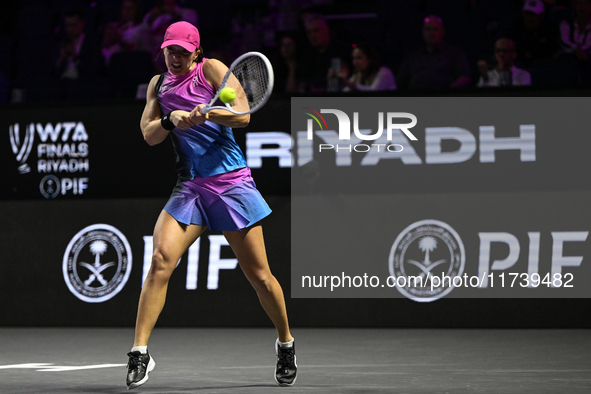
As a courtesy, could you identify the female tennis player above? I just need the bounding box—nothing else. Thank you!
[126,21,296,389]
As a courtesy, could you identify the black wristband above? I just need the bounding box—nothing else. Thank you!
[161,111,175,131]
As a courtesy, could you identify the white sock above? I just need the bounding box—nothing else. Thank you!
[131,346,147,354]
[277,338,294,348]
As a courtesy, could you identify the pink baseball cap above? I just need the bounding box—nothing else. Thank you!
[161,21,200,52]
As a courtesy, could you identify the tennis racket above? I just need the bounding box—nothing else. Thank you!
[199,51,274,115]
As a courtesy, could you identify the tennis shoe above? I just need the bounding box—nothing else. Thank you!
[126,350,155,390]
[275,339,297,386]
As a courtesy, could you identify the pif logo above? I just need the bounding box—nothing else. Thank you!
[302,107,418,154]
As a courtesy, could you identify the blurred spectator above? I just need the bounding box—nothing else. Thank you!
[544,0,577,24]
[556,0,591,62]
[55,8,104,79]
[143,0,198,31]
[273,31,302,94]
[477,38,532,86]
[298,13,350,92]
[101,0,151,65]
[330,42,397,91]
[505,0,561,68]
[397,15,471,90]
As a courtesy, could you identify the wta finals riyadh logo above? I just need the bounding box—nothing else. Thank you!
[9,123,35,174]
[389,220,466,302]
[302,107,418,153]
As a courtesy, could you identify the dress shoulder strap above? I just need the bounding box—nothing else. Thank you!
[155,73,166,94]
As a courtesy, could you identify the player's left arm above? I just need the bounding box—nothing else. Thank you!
[189,59,250,128]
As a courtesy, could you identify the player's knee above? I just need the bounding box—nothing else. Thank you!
[148,249,175,280]
[247,270,274,293]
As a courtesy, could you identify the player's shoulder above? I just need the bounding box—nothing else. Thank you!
[203,58,228,73]
[148,73,162,88]
[202,58,229,84]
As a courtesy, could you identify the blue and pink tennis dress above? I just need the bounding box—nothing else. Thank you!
[157,59,271,231]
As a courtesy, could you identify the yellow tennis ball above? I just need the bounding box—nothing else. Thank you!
[219,87,236,103]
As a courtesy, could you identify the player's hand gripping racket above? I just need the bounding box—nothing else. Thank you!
[199,52,274,115]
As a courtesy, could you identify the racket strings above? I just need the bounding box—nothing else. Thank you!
[232,56,270,111]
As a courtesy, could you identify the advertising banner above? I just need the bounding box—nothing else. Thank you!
[0,99,293,326]
[2,96,590,327]
[1,99,290,200]
[291,97,591,301]
[0,196,291,326]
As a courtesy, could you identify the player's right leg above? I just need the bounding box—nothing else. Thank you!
[127,210,205,390]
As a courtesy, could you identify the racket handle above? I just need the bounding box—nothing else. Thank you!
[199,105,211,115]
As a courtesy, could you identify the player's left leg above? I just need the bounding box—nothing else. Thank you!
[223,224,297,385]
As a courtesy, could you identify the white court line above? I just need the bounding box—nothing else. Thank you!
[0,363,53,369]
[0,363,126,372]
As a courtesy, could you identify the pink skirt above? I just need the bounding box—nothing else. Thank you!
[163,167,271,231]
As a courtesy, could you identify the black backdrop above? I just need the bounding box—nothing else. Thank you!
[1,92,590,328]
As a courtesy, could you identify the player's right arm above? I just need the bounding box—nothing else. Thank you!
[140,75,169,146]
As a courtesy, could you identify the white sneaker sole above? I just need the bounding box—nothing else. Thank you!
[275,373,298,386]
[127,356,156,390]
